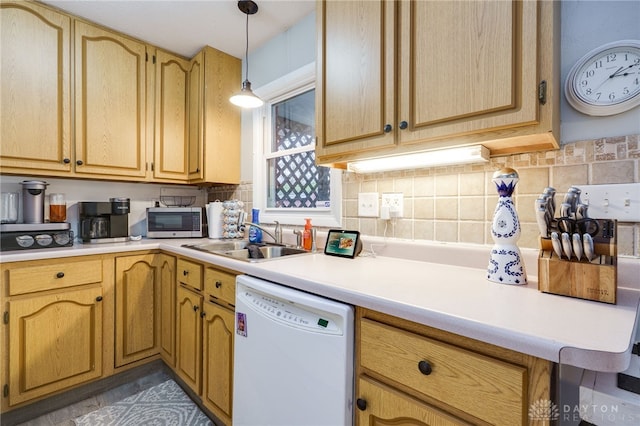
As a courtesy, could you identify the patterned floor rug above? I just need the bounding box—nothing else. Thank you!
[73,379,213,426]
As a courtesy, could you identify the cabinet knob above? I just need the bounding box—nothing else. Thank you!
[183,270,189,276]
[76,160,83,166]
[418,360,432,375]
[215,280,222,288]
[63,158,71,164]
[356,398,367,411]
[193,305,199,312]
[56,272,65,278]
[96,296,103,302]
[399,121,408,130]
[200,311,206,318]
[383,124,392,133]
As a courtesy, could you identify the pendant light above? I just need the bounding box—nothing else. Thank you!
[229,0,264,108]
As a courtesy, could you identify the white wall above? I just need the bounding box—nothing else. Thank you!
[0,176,206,237]
[239,0,640,179]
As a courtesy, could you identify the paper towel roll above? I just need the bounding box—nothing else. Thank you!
[206,201,224,238]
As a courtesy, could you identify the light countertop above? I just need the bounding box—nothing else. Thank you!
[2,237,639,372]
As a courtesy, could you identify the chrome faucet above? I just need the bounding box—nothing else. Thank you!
[244,221,282,244]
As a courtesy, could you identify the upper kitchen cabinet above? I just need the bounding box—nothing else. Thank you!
[74,20,148,179]
[152,49,190,181]
[188,46,241,185]
[316,0,560,166]
[0,1,72,173]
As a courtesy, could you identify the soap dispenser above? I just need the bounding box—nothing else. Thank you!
[302,218,313,251]
[248,208,262,243]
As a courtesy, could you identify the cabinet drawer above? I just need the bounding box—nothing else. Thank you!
[360,319,526,425]
[204,268,236,306]
[7,259,103,295]
[177,258,203,291]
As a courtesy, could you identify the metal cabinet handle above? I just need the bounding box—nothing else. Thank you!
[356,398,367,411]
[215,280,222,288]
[399,121,408,130]
[96,296,103,302]
[383,124,392,133]
[418,360,432,375]
[200,311,206,318]
[193,305,199,312]
[76,160,83,166]
[63,158,71,164]
[183,270,189,276]
[56,272,65,278]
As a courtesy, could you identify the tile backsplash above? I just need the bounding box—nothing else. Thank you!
[209,134,639,257]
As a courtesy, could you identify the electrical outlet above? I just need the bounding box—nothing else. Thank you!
[381,192,403,218]
[358,192,379,217]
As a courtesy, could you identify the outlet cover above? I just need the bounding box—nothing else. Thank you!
[576,183,640,222]
[382,192,403,218]
[358,192,379,217]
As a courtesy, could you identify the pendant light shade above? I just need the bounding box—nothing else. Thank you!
[230,1,263,108]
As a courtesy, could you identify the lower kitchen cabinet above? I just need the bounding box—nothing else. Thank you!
[355,308,551,426]
[176,284,203,393]
[1,257,105,408]
[115,253,175,367]
[357,376,470,426]
[201,300,235,424]
[174,258,237,425]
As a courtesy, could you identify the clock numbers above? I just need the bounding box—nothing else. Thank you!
[565,40,640,116]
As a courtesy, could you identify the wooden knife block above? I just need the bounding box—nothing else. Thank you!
[537,220,617,304]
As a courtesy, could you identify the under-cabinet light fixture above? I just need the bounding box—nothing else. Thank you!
[347,145,490,173]
[229,1,264,109]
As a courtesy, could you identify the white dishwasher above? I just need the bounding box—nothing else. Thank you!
[233,275,354,426]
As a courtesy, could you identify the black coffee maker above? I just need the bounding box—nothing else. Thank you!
[79,198,130,243]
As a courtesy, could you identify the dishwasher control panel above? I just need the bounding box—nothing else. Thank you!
[238,288,343,335]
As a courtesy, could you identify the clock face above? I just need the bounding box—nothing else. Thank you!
[565,40,640,116]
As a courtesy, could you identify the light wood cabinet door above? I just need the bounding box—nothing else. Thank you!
[316,0,396,160]
[8,286,103,406]
[0,1,72,173]
[201,301,234,425]
[356,377,470,426]
[153,49,190,181]
[74,20,147,178]
[188,46,241,185]
[397,0,542,146]
[114,254,160,367]
[187,50,203,180]
[157,253,177,366]
[175,285,202,393]
[316,0,558,165]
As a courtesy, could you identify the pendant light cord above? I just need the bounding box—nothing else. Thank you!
[244,12,249,82]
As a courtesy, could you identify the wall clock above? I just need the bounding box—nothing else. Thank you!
[565,40,640,116]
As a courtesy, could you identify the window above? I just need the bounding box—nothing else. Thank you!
[253,63,342,227]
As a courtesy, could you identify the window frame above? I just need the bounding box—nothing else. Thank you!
[252,63,342,227]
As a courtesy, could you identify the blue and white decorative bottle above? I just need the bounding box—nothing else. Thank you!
[487,168,527,285]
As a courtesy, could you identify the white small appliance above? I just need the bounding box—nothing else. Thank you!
[146,207,204,238]
[233,275,354,425]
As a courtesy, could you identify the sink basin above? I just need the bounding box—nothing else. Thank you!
[182,241,310,262]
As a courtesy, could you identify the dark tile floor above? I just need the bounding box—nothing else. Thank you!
[15,370,171,426]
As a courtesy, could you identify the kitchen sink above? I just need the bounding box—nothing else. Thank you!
[182,241,310,262]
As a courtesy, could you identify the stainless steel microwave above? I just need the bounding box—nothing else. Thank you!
[146,207,204,238]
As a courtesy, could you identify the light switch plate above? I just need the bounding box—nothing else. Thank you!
[358,192,379,217]
[575,183,640,221]
[382,192,403,218]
